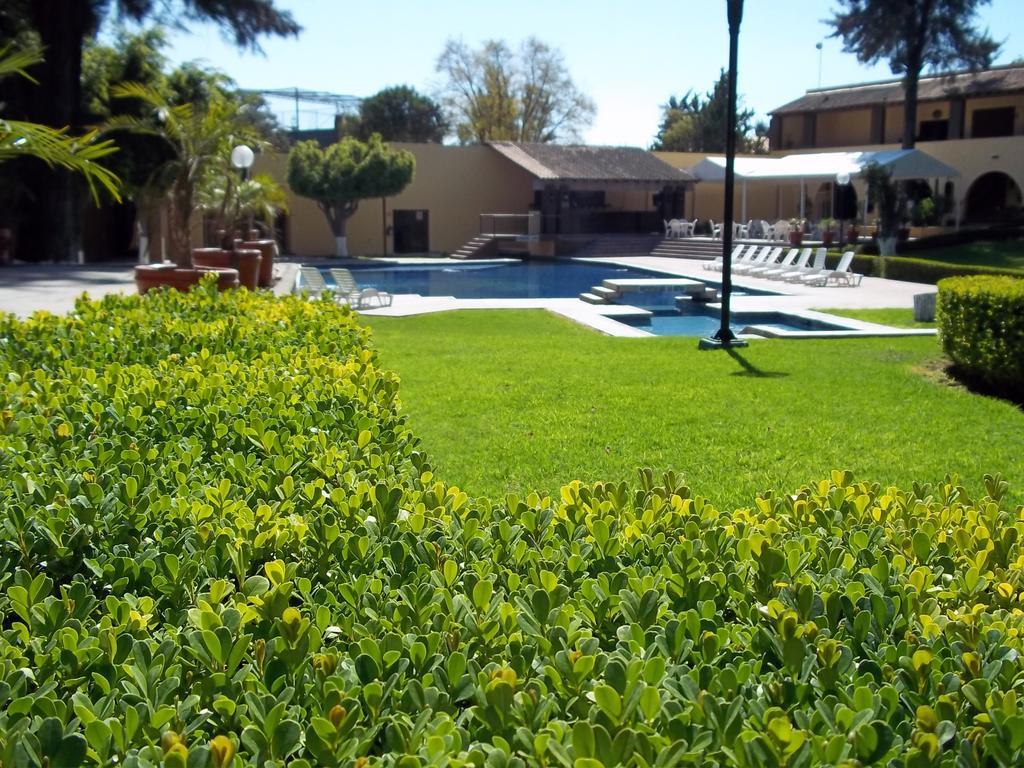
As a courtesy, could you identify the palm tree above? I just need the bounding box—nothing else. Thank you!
[0,45,120,205]
[198,171,288,242]
[106,82,263,266]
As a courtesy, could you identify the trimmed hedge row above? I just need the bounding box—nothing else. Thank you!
[882,257,1024,285]
[937,275,1024,396]
[1,282,1023,767]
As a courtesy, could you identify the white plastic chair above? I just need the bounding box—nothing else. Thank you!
[785,248,828,282]
[761,248,808,279]
[802,251,861,287]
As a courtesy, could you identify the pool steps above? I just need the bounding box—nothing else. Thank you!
[579,277,718,305]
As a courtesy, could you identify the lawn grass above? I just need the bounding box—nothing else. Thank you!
[913,240,1024,272]
[815,307,934,328]
[366,310,1023,508]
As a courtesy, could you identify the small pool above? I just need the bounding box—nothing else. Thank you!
[320,259,671,299]
[616,307,848,337]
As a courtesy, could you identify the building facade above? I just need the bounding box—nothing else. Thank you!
[766,65,1024,224]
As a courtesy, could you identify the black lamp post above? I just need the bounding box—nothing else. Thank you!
[700,0,748,350]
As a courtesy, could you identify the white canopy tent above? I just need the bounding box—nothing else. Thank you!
[688,149,962,225]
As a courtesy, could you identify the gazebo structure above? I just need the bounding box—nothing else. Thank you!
[489,142,695,236]
[688,149,961,225]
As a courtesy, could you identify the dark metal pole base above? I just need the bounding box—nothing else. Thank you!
[698,335,750,350]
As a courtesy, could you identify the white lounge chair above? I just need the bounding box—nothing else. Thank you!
[704,244,751,272]
[761,248,808,280]
[329,268,392,308]
[748,247,798,278]
[299,266,331,296]
[802,251,861,287]
[356,287,393,308]
[770,247,811,280]
[733,246,778,275]
[785,248,828,283]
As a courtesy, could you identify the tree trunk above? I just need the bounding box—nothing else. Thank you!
[19,1,96,262]
[902,69,920,150]
[332,216,349,257]
[167,184,194,267]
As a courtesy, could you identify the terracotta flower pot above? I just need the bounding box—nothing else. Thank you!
[233,248,262,290]
[822,231,835,247]
[191,248,232,269]
[134,264,239,294]
[242,240,277,287]
[789,231,803,246]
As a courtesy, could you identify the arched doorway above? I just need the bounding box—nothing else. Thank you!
[965,172,1023,222]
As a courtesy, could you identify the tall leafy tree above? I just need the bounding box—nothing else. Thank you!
[435,37,595,144]
[357,85,446,143]
[652,70,764,153]
[287,136,415,257]
[0,0,298,261]
[828,0,999,149]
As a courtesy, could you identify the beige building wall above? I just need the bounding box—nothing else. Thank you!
[259,143,536,256]
[964,94,1024,136]
[816,109,872,148]
[779,115,804,149]
[658,131,1024,226]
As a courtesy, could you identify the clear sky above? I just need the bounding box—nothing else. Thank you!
[123,0,1024,147]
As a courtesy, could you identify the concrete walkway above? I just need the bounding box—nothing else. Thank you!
[0,264,136,317]
[0,262,299,318]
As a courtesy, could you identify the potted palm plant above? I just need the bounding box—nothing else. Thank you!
[198,170,287,288]
[108,83,256,293]
[820,217,836,246]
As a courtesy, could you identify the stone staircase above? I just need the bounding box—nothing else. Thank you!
[450,235,499,260]
[574,234,662,258]
[649,237,725,260]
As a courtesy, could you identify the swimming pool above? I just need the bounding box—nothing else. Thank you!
[321,259,686,299]
[616,307,849,337]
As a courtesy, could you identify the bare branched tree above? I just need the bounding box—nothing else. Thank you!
[435,37,595,144]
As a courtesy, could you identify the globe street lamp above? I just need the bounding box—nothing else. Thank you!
[836,171,851,244]
[230,144,255,179]
[700,0,748,350]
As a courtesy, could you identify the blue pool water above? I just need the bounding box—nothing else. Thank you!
[323,259,666,299]
[619,308,846,337]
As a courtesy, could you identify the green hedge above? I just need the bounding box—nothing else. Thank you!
[937,275,1024,395]
[881,256,1024,285]
[1,282,1023,767]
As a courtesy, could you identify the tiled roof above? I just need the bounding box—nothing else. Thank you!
[771,66,1024,115]
[489,141,694,183]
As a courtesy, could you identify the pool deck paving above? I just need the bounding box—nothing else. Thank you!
[0,256,937,339]
[355,256,937,338]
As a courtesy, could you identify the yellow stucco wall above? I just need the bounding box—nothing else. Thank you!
[816,109,872,148]
[259,143,536,256]
[779,115,804,149]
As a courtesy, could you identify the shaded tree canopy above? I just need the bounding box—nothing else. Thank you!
[357,85,446,143]
[287,135,415,256]
[652,70,765,153]
[435,37,596,144]
[828,0,999,149]
[0,0,298,261]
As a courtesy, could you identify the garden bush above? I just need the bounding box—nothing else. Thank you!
[1,282,1023,767]
[937,275,1024,397]
[880,257,1023,285]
